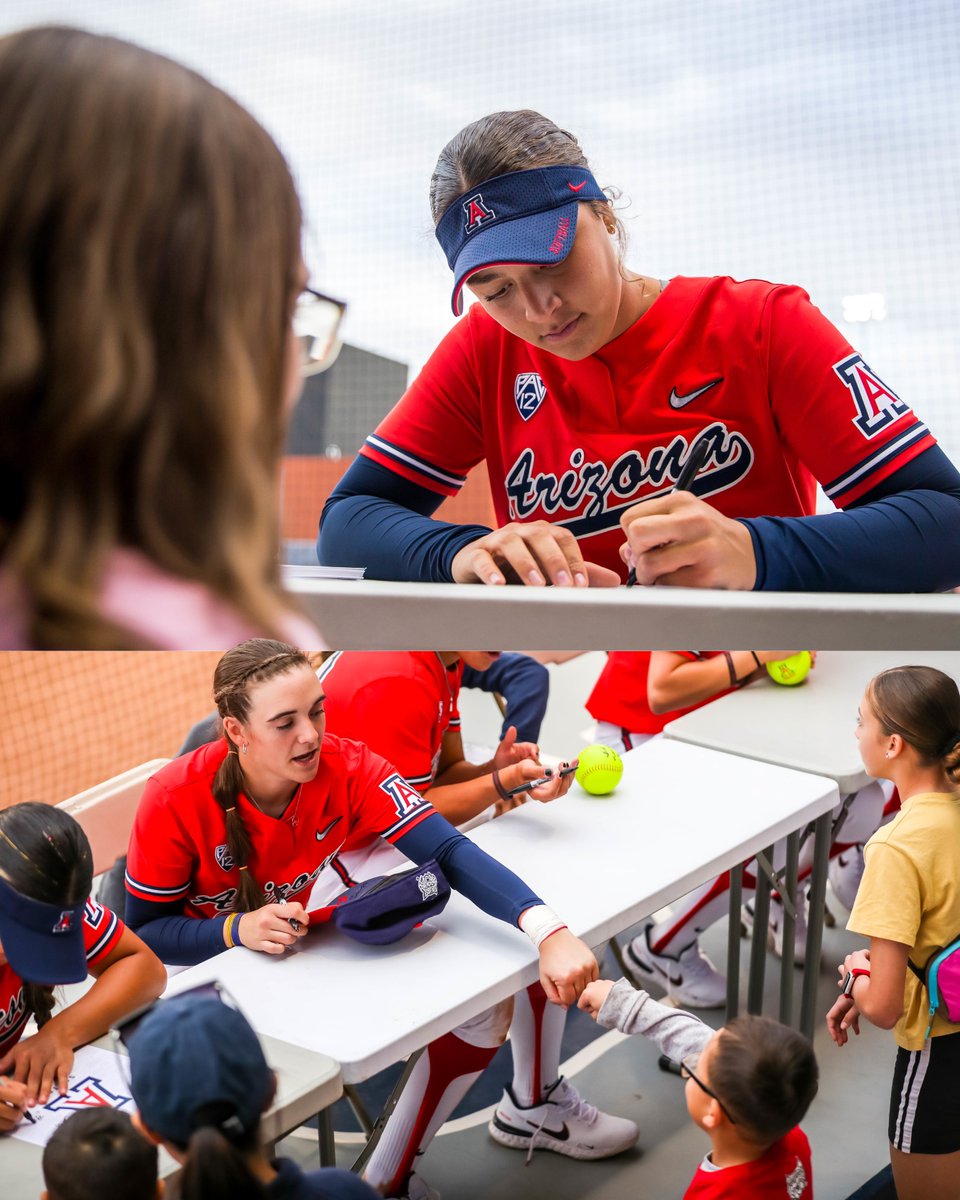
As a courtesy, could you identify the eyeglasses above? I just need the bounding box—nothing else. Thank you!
[294,288,347,375]
[680,1055,738,1124]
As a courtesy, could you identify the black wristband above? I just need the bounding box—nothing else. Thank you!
[722,651,738,688]
[750,650,762,671]
[492,770,510,802]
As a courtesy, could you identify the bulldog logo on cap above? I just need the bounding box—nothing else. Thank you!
[416,870,439,902]
[462,193,495,234]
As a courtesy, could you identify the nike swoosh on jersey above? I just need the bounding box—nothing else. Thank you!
[668,377,723,409]
[315,816,342,842]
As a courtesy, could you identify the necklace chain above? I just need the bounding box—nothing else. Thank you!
[242,779,304,827]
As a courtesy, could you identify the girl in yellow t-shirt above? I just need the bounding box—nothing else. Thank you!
[826,665,960,1200]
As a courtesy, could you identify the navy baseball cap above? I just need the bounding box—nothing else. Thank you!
[0,873,87,985]
[128,993,272,1147]
[330,860,451,945]
[435,164,609,316]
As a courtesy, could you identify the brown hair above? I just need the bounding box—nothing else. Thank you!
[868,666,960,782]
[708,1015,818,1144]
[211,639,312,912]
[0,26,303,648]
[429,109,625,255]
[0,802,94,1030]
[43,1109,158,1200]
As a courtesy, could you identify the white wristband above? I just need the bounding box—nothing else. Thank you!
[519,904,567,948]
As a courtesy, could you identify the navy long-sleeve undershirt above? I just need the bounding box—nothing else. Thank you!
[318,446,960,592]
[125,811,541,965]
[461,653,550,744]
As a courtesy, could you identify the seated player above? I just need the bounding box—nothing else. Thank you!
[588,651,892,1006]
[319,651,638,1194]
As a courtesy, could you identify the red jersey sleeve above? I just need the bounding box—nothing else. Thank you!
[339,677,445,792]
[762,285,935,506]
[125,773,198,904]
[360,312,486,497]
[341,738,435,844]
[82,899,124,965]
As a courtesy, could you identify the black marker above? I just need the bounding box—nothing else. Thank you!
[504,763,578,798]
[625,435,712,587]
[1,1076,36,1122]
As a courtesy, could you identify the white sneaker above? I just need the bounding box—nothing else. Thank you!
[625,923,727,1008]
[488,1077,638,1161]
[742,895,807,966]
[828,845,865,911]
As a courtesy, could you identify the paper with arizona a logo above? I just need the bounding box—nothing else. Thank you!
[9,1044,135,1146]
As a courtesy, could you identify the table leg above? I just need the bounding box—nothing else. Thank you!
[317,1108,336,1167]
[779,831,800,1026]
[747,843,774,1014]
[726,861,743,1019]
[799,811,832,1041]
[351,1049,425,1175]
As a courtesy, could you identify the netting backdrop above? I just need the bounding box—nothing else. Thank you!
[0,653,221,807]
[1,0,956,526]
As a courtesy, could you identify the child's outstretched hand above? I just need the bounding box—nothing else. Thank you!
[578,979,615,1019]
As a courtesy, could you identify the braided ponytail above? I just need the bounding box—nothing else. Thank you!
[211,639,313,914]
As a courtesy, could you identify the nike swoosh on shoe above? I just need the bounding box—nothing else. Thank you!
[668,377,723,408]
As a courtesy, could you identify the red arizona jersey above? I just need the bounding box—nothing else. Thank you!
[684,1126,813,1199]
[125,737,434,917]
[587,652,730,734]
[363,277,933,579]
[0,900,123,1058]
[319,652,462,791]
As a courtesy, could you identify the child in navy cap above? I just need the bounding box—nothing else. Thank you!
[126,991,377,1200]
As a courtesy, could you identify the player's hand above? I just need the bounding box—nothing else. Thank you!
[451,522,620,588]
[826,995,861,1046]
[492,725,539,772]
[237,900,309,955]
[538,929,598,1006]
[502,759,577,805]
[0,1075,29,1132]
[578,979,615,1020]
[619,492,757,589]
[0,1022,74,1106]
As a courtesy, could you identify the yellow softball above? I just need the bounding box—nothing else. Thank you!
[575,744,624,795]
[766,652,813,686]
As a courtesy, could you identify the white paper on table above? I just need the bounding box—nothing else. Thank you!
[9,1045,136,1147]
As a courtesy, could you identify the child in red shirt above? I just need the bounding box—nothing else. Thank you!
[580,978,817,1198]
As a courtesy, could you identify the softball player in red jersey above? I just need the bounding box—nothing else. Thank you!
[124,641,602,1200]
[319,110,960,593]
[0,803,164,1130]
[588,651,892,1007]
[319,651,637,1191]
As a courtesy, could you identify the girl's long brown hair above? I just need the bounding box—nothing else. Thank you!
[868,665,960,783]
[0,27,303,647]
[211,639,313,912]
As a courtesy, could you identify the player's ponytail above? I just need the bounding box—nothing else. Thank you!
[0,802,93,1025]
[211,638,313,914]
[868,666,960,784]
[180,1121,265,1200]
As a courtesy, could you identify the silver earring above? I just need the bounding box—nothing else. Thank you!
[242,743,248,755]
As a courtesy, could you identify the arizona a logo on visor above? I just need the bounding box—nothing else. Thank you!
[515,372,547,420]
[52,910,73,934]
[463,193,495,234]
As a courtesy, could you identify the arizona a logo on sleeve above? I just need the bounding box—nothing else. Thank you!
[833,353,909,438]
[515,372,547,420]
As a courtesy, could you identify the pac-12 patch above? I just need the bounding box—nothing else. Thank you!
[515,372,547,421]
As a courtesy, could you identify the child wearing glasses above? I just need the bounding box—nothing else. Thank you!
[579,979,818,1198]
[0,803,164,1131]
